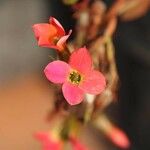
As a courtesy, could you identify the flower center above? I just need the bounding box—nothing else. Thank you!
[69,71,82,84]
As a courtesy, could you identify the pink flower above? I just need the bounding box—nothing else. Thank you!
[70,137,88,150]
[44,47,106,105]
[35,132,62,150]
[106,126,130,149]
[32,17,72,51]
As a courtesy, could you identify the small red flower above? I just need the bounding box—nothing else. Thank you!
[44,47,106,105]
[35,132,63,150]
[32,17,72,51]
[107,126,130,149]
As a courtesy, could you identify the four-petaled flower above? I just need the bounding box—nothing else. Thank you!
[32,17,72,51]
[44,47,106,105]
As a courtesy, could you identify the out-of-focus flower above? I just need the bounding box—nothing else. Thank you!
[32,17,72,51]
[35,132,63,150]
[106,126,130,149]
[35,132,89,150]
[94,115,130,149]
[70,137,88,150]
[44,47,106,105]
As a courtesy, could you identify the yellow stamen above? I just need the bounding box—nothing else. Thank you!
[69,70,82,84]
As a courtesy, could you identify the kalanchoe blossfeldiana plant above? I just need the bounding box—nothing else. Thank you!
[32,17,72,51]
[44,47,106,105]
[30,0,141,147]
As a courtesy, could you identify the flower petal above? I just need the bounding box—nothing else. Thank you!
[44,61,70,84]
[69,47,92,74]
[79,70,106,94]
[38,38,59,49]
[38,36,51,47]
[49,17,65,36]
[62,82,84,105]
[57,30,72,51]
[32,23,57,39]
[33,23,58,48]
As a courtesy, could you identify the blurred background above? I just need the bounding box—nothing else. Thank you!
[0,0,150,150]
[0,0,53,149]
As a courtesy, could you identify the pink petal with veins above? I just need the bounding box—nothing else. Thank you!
[69,47,92,74]
[44,61,70,84]
[62,82,84,105]
[79,70,106,94]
